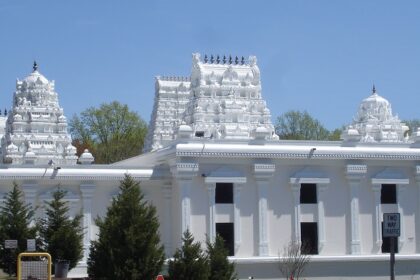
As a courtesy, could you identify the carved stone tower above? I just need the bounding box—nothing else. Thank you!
[1,62,77,165]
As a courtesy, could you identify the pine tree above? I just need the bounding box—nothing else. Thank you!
[87,174,164,280]
[168,230,209,280]
[207,235,236,280]
[38,188,84,271]
[0,182,37,275]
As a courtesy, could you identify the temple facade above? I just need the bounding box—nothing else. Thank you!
[1,57,420,279]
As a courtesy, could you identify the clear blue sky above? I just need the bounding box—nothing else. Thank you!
[0,1,419,130]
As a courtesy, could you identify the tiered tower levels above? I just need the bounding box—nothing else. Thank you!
[144,53,277,152]
[1,63,77,165]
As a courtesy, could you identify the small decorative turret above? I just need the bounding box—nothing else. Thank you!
[341,86,408,143]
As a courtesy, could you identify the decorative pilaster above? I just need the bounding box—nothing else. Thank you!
[179,179,192,234]
[171,162,199,247]
[253,163,275,256]
[207,183,216,243]
[397,185,406,250]
[416,166,420,253]
[317,184,328,252]
[234,184,242,253]
[80,184,95,263]
[162,182,173,256]
[291,184,301,244]
[372,184,382,248]
[346,164,367,254]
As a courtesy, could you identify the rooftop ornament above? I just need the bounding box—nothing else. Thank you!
[33,61,38,72]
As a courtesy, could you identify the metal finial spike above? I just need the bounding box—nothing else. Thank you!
[223,55,227,64]
[210,55,214,63]
[228,55,232,64]
[216,55,220,64]
[241,56,245,65]
[235,56,239,64]
[204,55,208,63]
[372,84,376,94]
[33,61,38,72]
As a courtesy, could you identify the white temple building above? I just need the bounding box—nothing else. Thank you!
[1,57,420,279]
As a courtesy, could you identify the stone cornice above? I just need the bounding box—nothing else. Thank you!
[253,163,275,179]
[0,168,153,181]
[174,142,420,161]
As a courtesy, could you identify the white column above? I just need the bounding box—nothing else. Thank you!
[372,184,382,248]
[162,182,173,257]
[234,184,242,253]
[349,180,361,254]
[317,184,328,252]
[207,183,216,243]
[80,184,95,264]
[179,179,192,235]
[397,185,406,250]
[417,179,420,253]
[291,184,301,243]
[257,179,269,256]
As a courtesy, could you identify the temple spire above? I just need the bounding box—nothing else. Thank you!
[372,84,376,94]
[33,61,38,72]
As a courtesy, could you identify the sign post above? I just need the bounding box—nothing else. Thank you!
[383,213,400,280]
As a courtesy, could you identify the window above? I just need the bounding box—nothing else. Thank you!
[381,222,398,253]
[381,184,397,204]
[301,222,318,255]
[216,223,234,256]
[300,183,317,204]
[215,183,233,204]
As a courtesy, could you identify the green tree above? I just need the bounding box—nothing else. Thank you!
[69,101,148,164]
[328,128,343,141]
[275,110,330,140]
[207,235,236,280]
[38,188,84,271]
[168,230,209,280]
[0,182,37,275]
[88,175,164,280]
[403,119,420,136]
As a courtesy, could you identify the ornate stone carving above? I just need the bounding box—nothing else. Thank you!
[342,86,409,143]
[144,53,277,151]
[2,64,77,165]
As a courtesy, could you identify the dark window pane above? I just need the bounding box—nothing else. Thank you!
[381,184,397,204]
[301,222,318,255]
[216,223,234,256]
[300,183,317,204]
[216,183,233,204]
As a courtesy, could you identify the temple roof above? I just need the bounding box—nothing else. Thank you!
[342,86,408,143]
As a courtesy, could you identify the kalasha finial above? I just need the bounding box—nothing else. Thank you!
[372,84,376,94]
[33,61,38,72]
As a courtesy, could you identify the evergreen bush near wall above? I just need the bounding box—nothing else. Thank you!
[0,182,38,276]
[207,235,236,280]
[37,188,84,272]
[88,174,164,280]
[168,230,210,280]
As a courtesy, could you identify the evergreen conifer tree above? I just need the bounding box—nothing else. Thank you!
[207,235,236,280]
[0,182,37,275]
[168,230,209,280]
[87,174,164,280]
[38,188,84,271]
